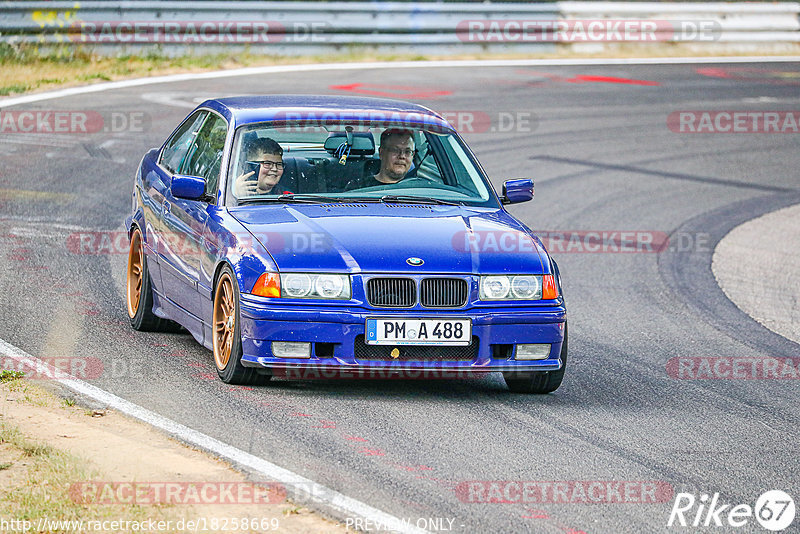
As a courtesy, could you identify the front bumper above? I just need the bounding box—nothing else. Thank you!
[238,295,566,374]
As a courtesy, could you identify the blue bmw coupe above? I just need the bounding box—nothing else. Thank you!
[125,95,567,393]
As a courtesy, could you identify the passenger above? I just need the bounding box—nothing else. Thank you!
[233,137,286,197]
[346,128,415,189]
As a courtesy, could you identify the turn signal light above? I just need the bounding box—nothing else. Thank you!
[252,272,280,298]
[542,275,559,300]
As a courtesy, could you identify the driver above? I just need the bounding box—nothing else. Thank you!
[233,137,287,197]
[346,128,415,189]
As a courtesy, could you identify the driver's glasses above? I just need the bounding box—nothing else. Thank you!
[250,160,284,170]
[385,147,415,158]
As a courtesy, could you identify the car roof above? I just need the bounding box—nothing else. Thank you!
[197,95,455,132]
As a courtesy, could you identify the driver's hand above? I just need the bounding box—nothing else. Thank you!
[234,171,257,197]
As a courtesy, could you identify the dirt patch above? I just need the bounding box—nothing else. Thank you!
[0,379,346,533]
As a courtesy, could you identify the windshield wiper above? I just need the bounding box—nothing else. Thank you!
[238,194,461,206]
[379,195,461,206]
[238,194,348,205]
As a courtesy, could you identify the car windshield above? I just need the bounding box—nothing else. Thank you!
[226,122,497,207]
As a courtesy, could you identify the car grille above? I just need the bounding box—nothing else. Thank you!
[420,278,468,308]
[366,277,415,307]
[354,335,478,361]
[366,277,468,308]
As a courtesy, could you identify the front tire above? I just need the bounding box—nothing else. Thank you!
[127,228,180,332]
[213,265,271,385]
[503,323,568,394]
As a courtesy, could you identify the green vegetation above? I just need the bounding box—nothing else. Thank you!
[0,370,25,383]
[0,422,174,528]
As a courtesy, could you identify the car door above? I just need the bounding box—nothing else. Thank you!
[161,111,228,328]
[149,110,208,297]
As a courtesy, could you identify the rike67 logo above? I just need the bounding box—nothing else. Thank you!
[668,490,795,531]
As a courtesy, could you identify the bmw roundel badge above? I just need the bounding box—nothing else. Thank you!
[406,257,424,266]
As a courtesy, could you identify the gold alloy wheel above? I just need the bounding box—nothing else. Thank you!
[213,272,236,370]
[126,230,143,318]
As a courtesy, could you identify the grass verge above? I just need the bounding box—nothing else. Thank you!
[2,41,799,98]
[0,423,175,530]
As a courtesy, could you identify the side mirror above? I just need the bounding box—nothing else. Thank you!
[171,174,206,200]
[502,179,534,204]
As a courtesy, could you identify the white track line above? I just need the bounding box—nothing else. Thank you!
[0,338,429,534]
[1,56,799,109]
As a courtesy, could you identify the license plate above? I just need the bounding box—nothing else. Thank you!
[365,318,472,346]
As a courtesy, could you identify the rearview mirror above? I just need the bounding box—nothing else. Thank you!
[502,179,534,204]
[171,174,206,200]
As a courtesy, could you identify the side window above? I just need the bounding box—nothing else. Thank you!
[160,111,208,173]
[182,113,228,193]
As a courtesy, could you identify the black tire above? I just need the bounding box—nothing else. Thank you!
[503,323,568,394]
[213,265,271,386]
[127,228,181,332]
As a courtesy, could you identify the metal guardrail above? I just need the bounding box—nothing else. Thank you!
[1,1,798,54]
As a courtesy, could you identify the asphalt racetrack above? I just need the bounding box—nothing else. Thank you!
[1,60,799,533]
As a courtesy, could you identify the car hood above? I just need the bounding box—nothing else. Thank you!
[229,204,549,274]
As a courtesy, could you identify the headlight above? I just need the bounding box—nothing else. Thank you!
[480,275,511,299]
[480,275,556,300]
[281,273,350,300]
[283,273,312,298]
[314,274,346,298]
[511,275,540,299]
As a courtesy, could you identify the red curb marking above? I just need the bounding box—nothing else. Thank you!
[569,74,659,86]
[517,70,659,86]
[186,362,205,368]
[343,435,369,442]
[358,447,385,456]
[696,67,730,79]
[696,66,800,84]
[191,372,216,380]
[329,83,452,99]
[522,509,550,519]
[312,420,337,429]
[290,412,313,417]
[393,464,433,472]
